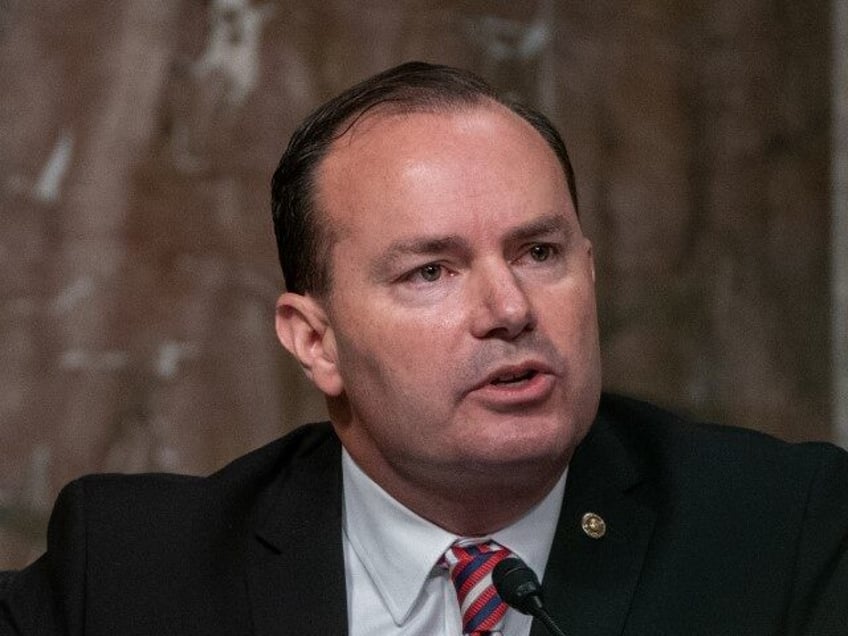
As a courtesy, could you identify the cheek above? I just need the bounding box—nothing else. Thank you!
[570,293,602,386]
[334,315,459,414]
[342,294,463,358]
[332,316,425,388]
[544,276,594,325]
[546,284,600,367]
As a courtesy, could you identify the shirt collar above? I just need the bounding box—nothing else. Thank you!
[341,449,567,625]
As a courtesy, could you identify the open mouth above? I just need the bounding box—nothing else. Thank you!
[471,364,554,406]
[491,369,538,385]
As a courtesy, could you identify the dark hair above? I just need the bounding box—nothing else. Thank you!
[271,61,578,296]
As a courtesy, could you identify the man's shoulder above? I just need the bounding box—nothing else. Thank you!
[592,392,848,497]
[210,420,339,486]
[596,392,845,454]
[53,422,340,536]
[1,423,342,635]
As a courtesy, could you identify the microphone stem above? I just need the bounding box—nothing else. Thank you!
[533,607,568,636]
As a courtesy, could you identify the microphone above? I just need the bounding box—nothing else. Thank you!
[492,557,567,636]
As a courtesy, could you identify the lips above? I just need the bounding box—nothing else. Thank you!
[490,369,538,384]
[477,361,554,389]
[465,361,557,410]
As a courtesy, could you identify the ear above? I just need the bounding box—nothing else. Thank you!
[275,292,344,397]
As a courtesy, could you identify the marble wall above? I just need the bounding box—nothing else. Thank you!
[0,0,836,567]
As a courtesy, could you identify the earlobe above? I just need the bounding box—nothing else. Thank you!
[275,293,344,396]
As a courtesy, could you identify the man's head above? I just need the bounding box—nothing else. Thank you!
[271,61,579,297]
[273,62,601,534]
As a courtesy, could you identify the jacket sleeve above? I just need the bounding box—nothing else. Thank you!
[0,478,90,636]
[787,443,848,635]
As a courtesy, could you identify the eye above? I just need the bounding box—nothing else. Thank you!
[528,244,554,262]
[416,263,442,282]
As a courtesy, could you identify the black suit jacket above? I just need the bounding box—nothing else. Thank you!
[2,394,848,635]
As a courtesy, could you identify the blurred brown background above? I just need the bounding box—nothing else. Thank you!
[1,0,846,568]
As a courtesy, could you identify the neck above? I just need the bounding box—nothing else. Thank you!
[328,398,573,535]
[345,444,568,536]
[417,472,564,536]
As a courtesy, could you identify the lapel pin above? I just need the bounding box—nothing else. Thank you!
[581,512,606,539]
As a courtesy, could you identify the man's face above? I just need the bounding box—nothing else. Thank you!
[310,104,600,505]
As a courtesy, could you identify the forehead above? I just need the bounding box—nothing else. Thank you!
[322,103,553,172]
[314,104,572,242]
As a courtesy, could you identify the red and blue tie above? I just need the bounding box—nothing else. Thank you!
[443,539,512,635]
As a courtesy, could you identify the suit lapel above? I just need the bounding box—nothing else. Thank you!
[531,414,658,636]
[246,429,348,636]
[239,403,657,635]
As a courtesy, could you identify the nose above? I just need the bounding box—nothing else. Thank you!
[469,262,536,340]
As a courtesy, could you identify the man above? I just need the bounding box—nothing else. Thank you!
[2,62,847,635]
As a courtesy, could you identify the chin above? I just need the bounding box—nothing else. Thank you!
[468,434,571,470]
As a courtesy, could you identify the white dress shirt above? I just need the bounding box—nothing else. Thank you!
[342,450,567,635]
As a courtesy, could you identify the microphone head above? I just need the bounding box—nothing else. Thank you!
[492,556,544,615]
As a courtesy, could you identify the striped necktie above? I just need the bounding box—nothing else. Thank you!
[442,539,512,635]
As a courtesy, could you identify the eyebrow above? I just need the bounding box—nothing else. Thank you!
[502,212,571,244]
[371,235,470,279]
[371,211,573,278]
